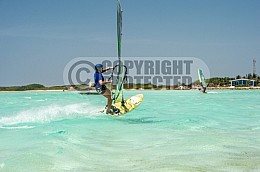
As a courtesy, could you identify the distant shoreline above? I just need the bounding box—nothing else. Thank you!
[1,87,260,93]
[207,86,260,90]
[0,90,65,93]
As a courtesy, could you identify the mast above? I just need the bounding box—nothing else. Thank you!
[117,0,122,61]
[113,0,124,105]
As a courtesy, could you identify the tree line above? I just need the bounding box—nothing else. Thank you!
[0,84,65,91]
[206,73,260,87]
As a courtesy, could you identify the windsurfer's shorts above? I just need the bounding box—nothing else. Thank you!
[96,85,107,94]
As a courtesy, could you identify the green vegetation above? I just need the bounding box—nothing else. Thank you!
[0,84,44,91]
[205,73,259,87]
[206,77,235,87]
[0,84,66,91]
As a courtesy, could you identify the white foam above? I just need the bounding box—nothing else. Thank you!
[0,163,4,169]
[0,103,102,126]
[207,92,219,94]
[251,126,260,130]
[35,99,46,102]
[0,125,35,129]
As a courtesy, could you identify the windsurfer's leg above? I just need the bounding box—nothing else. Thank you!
[103,89,112,113]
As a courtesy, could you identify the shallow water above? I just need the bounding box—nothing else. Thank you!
[0,90,260,171]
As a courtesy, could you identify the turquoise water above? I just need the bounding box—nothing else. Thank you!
[0,90,260,171]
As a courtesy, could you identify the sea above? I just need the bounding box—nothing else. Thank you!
[0,90,259,172]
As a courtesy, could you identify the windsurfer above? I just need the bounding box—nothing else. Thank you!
[94,64,114,114]
[198,84,207,94]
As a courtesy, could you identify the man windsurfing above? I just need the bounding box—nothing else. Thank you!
[198,84,207,94]
[198,68,207,94]
[94,64,114,114]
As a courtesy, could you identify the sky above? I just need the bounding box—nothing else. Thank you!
[0,0,260,86]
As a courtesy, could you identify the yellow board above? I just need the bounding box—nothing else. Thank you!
[101,94,144,116]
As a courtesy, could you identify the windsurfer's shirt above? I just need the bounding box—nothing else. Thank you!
[94,72,104,89]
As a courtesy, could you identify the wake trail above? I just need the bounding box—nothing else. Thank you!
[0,103,103,127]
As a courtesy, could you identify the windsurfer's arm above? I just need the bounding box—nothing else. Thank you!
[102,67,113,73]
[98,80,112,85]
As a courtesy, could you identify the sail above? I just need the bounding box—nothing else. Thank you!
[198,68,207,88]
[113,0,124,104]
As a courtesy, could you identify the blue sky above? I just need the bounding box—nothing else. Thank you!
[0,0,260,86]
